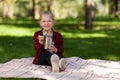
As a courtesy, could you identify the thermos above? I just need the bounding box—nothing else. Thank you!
[44,35,53,50]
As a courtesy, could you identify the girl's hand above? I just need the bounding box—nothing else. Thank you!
[38,35,44,45]
[49,44,57,53]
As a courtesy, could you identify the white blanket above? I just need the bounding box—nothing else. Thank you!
[0,57,120,80]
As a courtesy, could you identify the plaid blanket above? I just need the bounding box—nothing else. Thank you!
[0,57,120,80]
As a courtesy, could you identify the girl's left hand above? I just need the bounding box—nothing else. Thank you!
[48,45,57,53]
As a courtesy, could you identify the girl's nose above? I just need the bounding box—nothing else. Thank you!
[45,22,49,26]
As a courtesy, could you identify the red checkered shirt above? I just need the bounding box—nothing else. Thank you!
[33,29,64,64]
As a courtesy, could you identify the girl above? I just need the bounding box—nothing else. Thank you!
[33,11,66,72]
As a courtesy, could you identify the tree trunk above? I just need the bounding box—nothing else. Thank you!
[2,0,14,22]
[8,0,14,19]
[85,0,94,30]
[2,0,7,22]
[32,0,40,20]
[46,0,52,12]
[114,0,119,17]
[32,0,35,20]
[91,0,95,20]
[105,0,109,15]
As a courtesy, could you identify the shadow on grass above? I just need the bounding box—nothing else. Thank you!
[64,29,120,60]
[64,37,120,60]
[0,36,35,63]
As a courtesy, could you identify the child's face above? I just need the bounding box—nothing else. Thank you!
[40,14,54,31]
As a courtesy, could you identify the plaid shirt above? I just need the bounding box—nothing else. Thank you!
[33,29,64,64]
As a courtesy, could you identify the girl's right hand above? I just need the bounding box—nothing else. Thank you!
[38,35,44,45]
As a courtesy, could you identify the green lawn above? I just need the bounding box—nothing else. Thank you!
[0,16,120,80]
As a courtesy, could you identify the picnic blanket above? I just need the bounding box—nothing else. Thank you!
[0,57,120,80]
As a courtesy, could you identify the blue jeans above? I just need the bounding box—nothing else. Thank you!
[37,51,53,66]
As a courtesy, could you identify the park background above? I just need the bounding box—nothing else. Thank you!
[0,0,120,80]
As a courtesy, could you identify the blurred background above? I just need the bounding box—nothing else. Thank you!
[0,0,120,79]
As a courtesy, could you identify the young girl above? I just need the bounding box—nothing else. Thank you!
[33,11,66,72]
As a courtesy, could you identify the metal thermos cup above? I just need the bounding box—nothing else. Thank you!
[44,35,52,50]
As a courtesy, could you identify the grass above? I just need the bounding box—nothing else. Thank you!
[0,16,120,80]
[63,30,120,60]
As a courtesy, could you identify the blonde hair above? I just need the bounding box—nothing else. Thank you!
[40,11,54,20]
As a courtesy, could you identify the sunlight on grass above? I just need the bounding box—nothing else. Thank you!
[62,32,109,38]
[94,21,120,25]
[0,25,110,38]
[105,55,120,60]
[0,25,39,37]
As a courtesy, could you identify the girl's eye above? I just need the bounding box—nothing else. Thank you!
[48,20,51,22]
[42,21,45,22]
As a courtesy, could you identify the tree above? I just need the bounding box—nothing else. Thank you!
[100,0,110,15]
[32,0,35,20]
[32,0,40,20]
[46,0,53,12]
[114,0,119,17]
[105,0,109,15]
[2,0,14,22]
[85,0,95,29]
